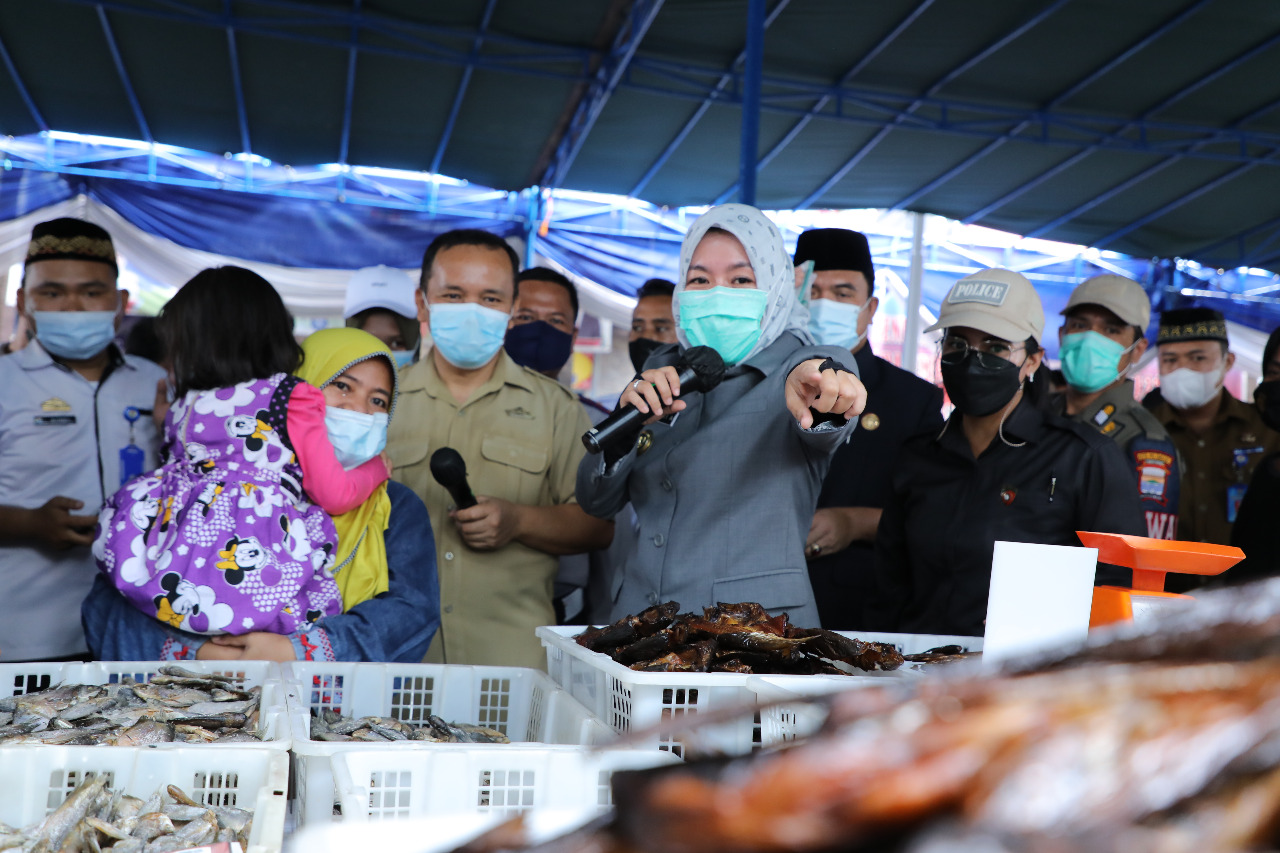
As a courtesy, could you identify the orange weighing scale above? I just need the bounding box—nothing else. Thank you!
[1078,531,1245,627]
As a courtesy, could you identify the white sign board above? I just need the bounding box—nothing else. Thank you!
[982,540,1098,666]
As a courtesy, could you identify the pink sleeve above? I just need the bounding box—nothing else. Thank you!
[287,381,390,515]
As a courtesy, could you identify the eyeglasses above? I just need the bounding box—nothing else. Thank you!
[939,335,1025,367]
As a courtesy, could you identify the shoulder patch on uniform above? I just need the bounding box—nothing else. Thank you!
[1134,450,1174,505]
[1092,403,1115,427]
[40,397,72,412]
[1101,420,1124,436]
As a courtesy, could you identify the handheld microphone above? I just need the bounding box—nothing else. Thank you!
[583,346,726,456]
[429,447,478,509]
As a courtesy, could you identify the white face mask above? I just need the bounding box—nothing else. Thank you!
[1161,365,1224,409]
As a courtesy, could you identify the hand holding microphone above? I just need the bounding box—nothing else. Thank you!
[583,346,726,456]
[431,447,522,550]
[430,447,477,509]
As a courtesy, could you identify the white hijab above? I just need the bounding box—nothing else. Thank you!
[673,203,811,364]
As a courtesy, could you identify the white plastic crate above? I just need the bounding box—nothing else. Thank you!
[538,626,770,756]
[332,746,680,821]
[289,810,602,853]
[283,662,615,826]
[749,674,896,746]
[538,626,953,756]
[750,634,982,747]
[0,744,287,853]
[0,661,289,748]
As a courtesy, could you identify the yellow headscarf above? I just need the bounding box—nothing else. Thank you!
[297,327,399,610]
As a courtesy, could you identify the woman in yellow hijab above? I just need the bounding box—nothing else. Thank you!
[85,327,440,663]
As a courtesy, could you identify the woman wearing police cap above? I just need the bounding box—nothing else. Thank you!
[867,269,1145,637]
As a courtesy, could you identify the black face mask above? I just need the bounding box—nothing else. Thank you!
[629,337,665,374]
[504,321,573,375]
[1255,380,1280,431]
[941,350,1024,417]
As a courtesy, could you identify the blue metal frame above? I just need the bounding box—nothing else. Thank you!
[224,6,252,157]
[57,0,594,82]
[795,0,1072,210]
[738,0,766,206]
[540,0,665,189]
[96,5,153,142]
[618,64,1280,169]
[337,0,362,169]
[888,0,1215,213]
[0,31,48,132]
[714,0,936,205]
[431,0,499,177]
[962,24,1280,225]
[1026,86,1280,242]
[1194,214,1280,268]
[1088,161,1263,249]
[628,0,791,199]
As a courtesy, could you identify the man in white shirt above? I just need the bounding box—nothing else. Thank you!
[0,218,165,661]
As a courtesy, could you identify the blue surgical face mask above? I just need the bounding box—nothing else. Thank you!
[324,406,389,470]
[390,349,416,370]
[678,286,768,366]
[807,298,863,350]
[32,308,118,361]
[1059,330,1136,393]
[505,320,573,375]
[428,302,509,369]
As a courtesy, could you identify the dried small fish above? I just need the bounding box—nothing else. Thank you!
[309,711,511,744]
[35,775,107,850]
[130,813,175,842]
[0,675,263,745]
[108,720,175,747]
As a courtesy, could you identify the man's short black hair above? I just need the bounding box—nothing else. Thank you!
[517,266,578,318]
[420,229,520,295]
[636,278,675,300]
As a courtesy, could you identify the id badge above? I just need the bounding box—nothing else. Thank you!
[1227,482,1248,524]
[120,444,145,485]
[120,405,146,485]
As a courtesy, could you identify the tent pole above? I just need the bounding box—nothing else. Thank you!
[739,0,765,206]
[903,211,926,377]
[525,189,543,268]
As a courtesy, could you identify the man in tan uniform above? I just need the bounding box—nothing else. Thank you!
[1051,274,1182,541]
[387,229,614,668]
[1150,308,1280,553]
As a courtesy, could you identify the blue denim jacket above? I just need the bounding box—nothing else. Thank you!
[82,481,440,662]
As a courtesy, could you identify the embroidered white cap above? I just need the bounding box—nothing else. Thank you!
[343,265,418,320]
[925,268,1045,344]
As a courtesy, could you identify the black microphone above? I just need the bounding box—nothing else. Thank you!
[583,346,726,456]
[429,447,478,509]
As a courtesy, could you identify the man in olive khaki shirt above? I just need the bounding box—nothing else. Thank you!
[387,229,613,668]
[1051,275,1182,543]
[1151,308,1280,553]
